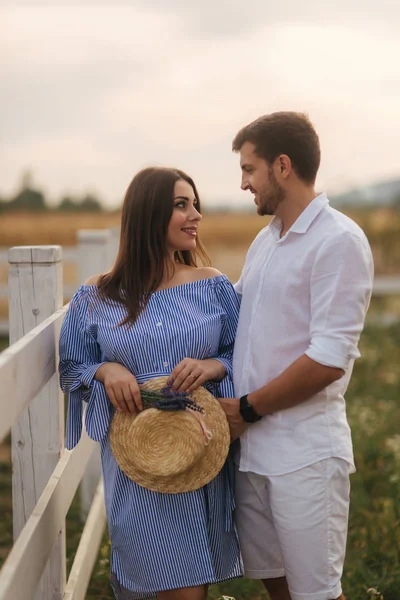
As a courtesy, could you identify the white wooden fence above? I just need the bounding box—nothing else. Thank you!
[0,229,119,600]
[0,227,120,336]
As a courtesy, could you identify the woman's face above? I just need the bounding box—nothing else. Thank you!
[166,179,202,254]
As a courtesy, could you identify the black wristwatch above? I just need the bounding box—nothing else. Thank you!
[239,394,262,423]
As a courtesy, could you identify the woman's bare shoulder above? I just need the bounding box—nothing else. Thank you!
[84,273,104,286]
[193,266,223,280]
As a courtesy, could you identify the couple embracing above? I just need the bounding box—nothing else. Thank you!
[59,112,374,600]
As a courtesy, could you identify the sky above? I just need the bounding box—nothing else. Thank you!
[1,1,400,209]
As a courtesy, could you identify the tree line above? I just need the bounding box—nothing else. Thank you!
[0,172,104,213]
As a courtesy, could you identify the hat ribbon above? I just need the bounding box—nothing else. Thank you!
[154,396,212,444]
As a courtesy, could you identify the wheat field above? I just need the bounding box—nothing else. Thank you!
[2,207,398,247]
[0,211,267,319]
[1,209,399,320]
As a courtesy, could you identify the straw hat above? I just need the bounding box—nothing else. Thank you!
[109,376,230,493]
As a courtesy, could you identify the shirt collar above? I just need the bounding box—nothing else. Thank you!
[270,192,329,239]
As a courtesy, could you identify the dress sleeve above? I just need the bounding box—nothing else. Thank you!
[59,287,111,449]
[212,277,240,398]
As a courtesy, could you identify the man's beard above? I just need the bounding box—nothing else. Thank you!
[257,169,285,216]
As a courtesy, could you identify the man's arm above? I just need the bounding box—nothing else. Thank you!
[220,229,374,439]
[248,354,343,415]
[219,356,343,439]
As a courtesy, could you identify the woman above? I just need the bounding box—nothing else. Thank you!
[59,167,242,600]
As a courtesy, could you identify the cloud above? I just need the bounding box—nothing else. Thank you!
[0,4,399,207]
[0,6,180,141]
[129,0,400,38]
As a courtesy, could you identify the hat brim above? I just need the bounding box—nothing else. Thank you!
[110,376,230,493]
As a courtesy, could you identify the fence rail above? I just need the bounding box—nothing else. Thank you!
[0,307,66,441]
[0,231,115,600]
[0,430,96,600]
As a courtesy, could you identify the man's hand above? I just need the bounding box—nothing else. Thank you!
[218,397,248,440]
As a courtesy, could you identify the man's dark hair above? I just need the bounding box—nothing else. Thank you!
[232,112,321,184]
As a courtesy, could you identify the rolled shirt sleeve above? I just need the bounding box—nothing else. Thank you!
[305,230,374,370]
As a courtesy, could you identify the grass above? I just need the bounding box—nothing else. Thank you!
[343,324,400,600]
[1,320,399,599]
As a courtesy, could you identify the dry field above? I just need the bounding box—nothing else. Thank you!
[1,207,398,248]
[0,210,268,247]
[1,208,399,320]
[0,211,267,319]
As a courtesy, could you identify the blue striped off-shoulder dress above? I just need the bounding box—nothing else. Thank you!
[59,274,243,599]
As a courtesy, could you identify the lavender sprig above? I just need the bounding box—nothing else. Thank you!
[140,385,204,414]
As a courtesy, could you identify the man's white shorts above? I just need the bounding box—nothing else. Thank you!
[235,458,351,600]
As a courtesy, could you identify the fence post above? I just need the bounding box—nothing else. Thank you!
[109,226,120,269]
[77,230,111,519]
[8,245,66,600]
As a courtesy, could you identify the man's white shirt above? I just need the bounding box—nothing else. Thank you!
[233,193,374,475]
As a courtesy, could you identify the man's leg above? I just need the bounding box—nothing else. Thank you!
[234,469,286,584]
[261,578,346,600]
[268,458,351,600]
[262,576,292,600]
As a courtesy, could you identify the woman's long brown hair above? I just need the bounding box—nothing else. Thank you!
[97,167,210,325]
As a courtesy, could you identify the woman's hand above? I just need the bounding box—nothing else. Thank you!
[167,358,226,392]
[95,363,142,414]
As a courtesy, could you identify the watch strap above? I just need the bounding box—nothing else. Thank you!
[239,394,262,423]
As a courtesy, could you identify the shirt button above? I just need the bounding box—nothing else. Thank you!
[156,322,162,327]
[163,361,169,367]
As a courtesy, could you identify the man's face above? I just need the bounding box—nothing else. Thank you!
[239,142,285,216]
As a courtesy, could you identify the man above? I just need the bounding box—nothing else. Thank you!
[219,112,374,600]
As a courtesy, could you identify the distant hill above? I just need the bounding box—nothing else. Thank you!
[330,178,400,208]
